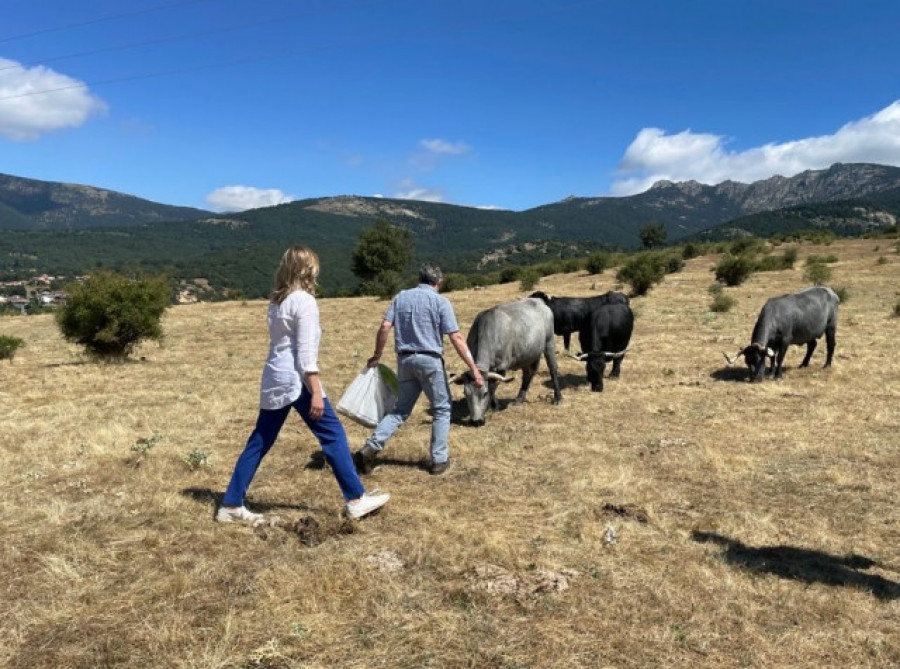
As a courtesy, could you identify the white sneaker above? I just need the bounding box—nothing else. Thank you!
[346,491,390,520]
[216,505,264,525]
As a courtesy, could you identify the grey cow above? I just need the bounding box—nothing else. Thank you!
[450,297,562,426]
[724,285,839,382]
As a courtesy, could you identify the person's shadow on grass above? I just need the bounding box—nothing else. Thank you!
[692,531,900,601]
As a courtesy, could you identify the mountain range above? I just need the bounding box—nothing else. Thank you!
[1,163,898,296]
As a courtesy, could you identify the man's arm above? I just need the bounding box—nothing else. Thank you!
[448,331,484,388]
[367,319,393,368]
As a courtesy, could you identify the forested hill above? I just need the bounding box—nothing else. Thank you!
[0,173,212,230]
[2,163,900,297]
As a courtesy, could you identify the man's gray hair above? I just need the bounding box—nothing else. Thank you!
[419,263,443,286]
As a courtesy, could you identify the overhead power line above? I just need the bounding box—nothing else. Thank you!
[0,0,218,44]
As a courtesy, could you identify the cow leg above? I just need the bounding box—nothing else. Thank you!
[488,379,500,411]
[773,346,788,379]
[562,332,571,352]
[800,339,816,367]
[824,326,836,367]
[544,339,562,405]
[515,362,538,404]
[609,355,624,378]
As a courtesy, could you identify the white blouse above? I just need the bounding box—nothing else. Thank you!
[259,290,323,410]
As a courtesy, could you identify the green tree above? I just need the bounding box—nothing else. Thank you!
[639,222,667,250]
[56,271,171,360]
[351,219,413,287]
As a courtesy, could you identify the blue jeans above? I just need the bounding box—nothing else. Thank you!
[366,353,452,463]
[223,388,365,506]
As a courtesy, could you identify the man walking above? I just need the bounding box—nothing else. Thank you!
[355,264,484,475]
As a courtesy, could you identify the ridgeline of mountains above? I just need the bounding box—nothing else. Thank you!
[2,163,898,297]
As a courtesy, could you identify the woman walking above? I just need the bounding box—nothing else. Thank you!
[218,245,389,523]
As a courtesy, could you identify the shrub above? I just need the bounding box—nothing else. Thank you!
[833,285,850,303]
[585,252,610,275]
[895,300,900,318]
[616,253,666,296]
[56,271,171,360]
[681,243,700,260]
[806,254,839,265]
[709,293,736,313]
[803,261,832,285]
[664,254,684,274]
[729,238,766,256]
[708,282,723,297]
[714,255,755,286]
[441,273,470,293]
[0,334,25,361]
[518,269,540,292]
[561,259,582,274]
[877,255,887,265]
[359,270,404,299]
[498,266,521,284]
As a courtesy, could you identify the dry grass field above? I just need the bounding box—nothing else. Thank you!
[1,238,898,668]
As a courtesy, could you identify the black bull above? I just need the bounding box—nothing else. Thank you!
[724,285,839,382]
[530,290,629,351]
[573,303,634,392]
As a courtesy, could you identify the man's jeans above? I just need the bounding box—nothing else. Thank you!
[366,353,452,463]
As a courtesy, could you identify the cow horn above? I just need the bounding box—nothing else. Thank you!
[486,371,514,382]
[599,347,629,359]
[566,352,584,361]
[723,350,743,366]
[448,372,465,385]
[766,347,775,358]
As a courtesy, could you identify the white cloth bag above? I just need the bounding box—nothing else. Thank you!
[337,364,399,428]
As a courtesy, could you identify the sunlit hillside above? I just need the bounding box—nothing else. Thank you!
[1,238,897,668]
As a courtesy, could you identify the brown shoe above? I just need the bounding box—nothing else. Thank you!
[429,459,452,476]
[354,445,379,475]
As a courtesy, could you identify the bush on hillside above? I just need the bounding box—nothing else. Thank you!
[498,266,521,284]
[56,271,171,360]
[0,334,24,361]
[585,252,610,275]
[518,269,540,292]
[359,270,404,299]
[803,260,833,285]
[714,254,755,286]
[616,253,666,296]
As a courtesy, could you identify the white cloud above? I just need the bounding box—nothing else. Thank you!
[0,58,106,141]
[611,100,900,195]
[391,178,445,202]
[420,138,471,155]
[205,186,295,212]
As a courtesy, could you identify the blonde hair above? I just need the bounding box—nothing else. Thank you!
[271,245,320,304]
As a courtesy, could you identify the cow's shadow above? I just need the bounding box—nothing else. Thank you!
[546,373,590,390]
[692,531,900,601]
[710,367,751,382]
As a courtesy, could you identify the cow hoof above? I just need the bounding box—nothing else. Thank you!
[591,386,603,392]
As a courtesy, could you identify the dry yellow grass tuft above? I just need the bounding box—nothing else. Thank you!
[1,238,898,668]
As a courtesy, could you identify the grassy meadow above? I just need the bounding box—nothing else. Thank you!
[1,238,898,668]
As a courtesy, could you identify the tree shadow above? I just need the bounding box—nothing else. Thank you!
[692,531,900,601]
[180,486,317,515]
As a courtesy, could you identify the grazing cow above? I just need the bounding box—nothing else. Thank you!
[724,285,839,382]
[530,290,630,351]
[449,297,561,426]
[572,303,634,392]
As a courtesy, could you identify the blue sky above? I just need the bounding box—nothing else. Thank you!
[2,0,899,212]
